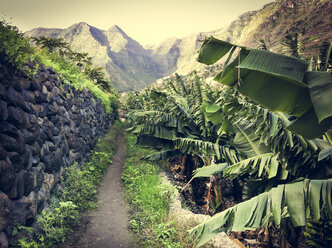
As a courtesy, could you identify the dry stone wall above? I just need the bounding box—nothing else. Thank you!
[0,63,114,246]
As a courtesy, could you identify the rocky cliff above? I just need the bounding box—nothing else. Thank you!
[0,63,114,245]
[26,0,332,91]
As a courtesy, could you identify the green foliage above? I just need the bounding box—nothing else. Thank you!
[35,49,117,114]
[0,20,36,76]
[197,36,332,139]
[305,217,332,247]
[127,44,332,247]
[190,179,332,247]
[32,36,69,53]
[122,133,184,247]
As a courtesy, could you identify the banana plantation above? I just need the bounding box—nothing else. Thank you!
[126,37,332,247]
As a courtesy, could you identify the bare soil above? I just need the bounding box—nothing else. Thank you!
[64,129,134,248]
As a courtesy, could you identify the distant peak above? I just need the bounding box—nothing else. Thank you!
[70,22,90,29]
[107,25,125,33]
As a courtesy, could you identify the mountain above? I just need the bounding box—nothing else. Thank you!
[26,0,331,92]
[26,22,178,92]
[147,0,331,75]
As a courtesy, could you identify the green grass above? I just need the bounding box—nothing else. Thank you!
[35,49,114,114]
[13,121,124,248]
[122,134,185,248]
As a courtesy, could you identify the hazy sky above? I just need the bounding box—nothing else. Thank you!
[0,0,273,45]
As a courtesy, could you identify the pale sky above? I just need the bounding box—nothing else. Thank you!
[0,0,273,45]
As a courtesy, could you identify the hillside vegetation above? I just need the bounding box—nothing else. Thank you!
[25,0,331,92]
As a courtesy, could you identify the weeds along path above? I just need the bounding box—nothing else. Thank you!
[77,128,133,247]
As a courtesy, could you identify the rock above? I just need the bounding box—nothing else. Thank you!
[31,142,40,156]
[43,148,63,173]
[33,72,48,85]
[0,130,25,155]
[16,94,30,113]
[0,191,13,232]
[46,101,58,116]
[6,177,18,200]
[15,171,28,199]
[0,85,6,100]
[0,147,7,160]
[31,165,44,191]
[7,106,24,127]
[0,101,8,121]
[0,232,8,248]
[21,90,35,103]
[43,80,53,92]
[13,78,30,91]
[0,159,15,192]
[0,121,18,137]
[5,87,18,107]
[7,152,23,173]
[20,147,30,169]
[29,79,40,91]
[5,195,32,234]
[41,120,54,139]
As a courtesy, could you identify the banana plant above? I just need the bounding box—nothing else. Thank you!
[197,37,332,139]
[190,178,332,247]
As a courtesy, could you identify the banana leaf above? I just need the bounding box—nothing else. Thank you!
[197,37,332,138]
[192,163,228,179]
[190,179,332,247]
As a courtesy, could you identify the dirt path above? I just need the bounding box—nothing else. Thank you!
[75,129,134,247]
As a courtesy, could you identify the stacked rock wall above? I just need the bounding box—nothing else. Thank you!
[0,63,114,246]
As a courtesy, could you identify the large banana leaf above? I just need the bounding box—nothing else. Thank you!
[197,37,332,138]
[232,123,271,157]
[197,37,234,65]
[175,138,239,164]
[190,179,332,247]
[192,163,228,179]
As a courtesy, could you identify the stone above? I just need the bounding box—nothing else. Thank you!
[5,87,18,107]
[0,101,8,121]
[31,142,40,156]
[6,177,17,200]
[0,134,17,153]
[30,80,40,91]
[0,191,13,232]
[46,101,58,116]
[16,171,28,199]
[0,147,7,160]
[0,232,8,248]
[20,147,30,169]
[0,85,6,100]
[41,120,54,139]
[7,152,23,172]
[16,94,30,113]
[0,159,15,193]
[33,72,48,85]
[24,172,34,196]
[7,106,24,127]
[43,80,53,92]
[13,78,30,91]
[0,122,18,137]
[23,125,40,145]
[34,90,43,103]
[43,148,63,173]
[31,165,44,191]
[5,196,29,234]
[21,90,35,103]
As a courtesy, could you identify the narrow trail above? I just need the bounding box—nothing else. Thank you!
[75,129,133,247]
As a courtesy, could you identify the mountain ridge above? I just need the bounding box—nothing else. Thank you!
[25,0,332,92]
